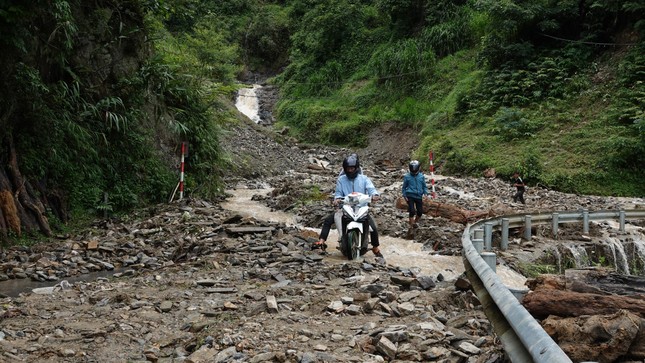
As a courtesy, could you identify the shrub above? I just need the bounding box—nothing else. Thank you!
[368,38,436,93]
[491,107,539,141]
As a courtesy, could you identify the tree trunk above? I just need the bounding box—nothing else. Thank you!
[523,268,645,319]
[542,310,645,363]
[0,168,20,238]
[522,289,645,320]
[0,134,52,240]
[395,196,491,224]
[565,268,645,297]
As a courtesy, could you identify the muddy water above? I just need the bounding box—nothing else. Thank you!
[221,187,298,226]
[222,187,527,289]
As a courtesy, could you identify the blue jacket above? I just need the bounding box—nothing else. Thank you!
[402,172,428,199]
[334,174,379,200]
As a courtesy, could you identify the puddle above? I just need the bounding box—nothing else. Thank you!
[222,187,527,289]
[0,269,122,298]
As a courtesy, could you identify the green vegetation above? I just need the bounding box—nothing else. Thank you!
[0,0,643,241]
[0,0,239,233]
[298,185,330,205]
[516,262,558,279]
[272,0,644,196]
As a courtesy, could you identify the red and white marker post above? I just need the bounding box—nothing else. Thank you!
[429,150,436,199]
[179,142,186,200]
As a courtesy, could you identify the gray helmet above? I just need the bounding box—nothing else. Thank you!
[409,160,420,174]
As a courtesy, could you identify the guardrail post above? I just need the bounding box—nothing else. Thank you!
[619,210,625,232]
[582,209,589,234]
[481,252,496,272]
[473,228,484,240]
[524,215,532,241]
[501,218,509,251]
[472,238,484,253]
[484,222,493,250]
[552,213,559,239]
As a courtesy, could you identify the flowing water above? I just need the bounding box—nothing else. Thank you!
[235,85,262,123]
[230,87,528,288]
[546,221,645,275]
[221,186,528,290]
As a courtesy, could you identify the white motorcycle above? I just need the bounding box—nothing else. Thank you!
[338,192,372,260]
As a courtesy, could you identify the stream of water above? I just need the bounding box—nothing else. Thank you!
[221,186,528,289]
[235,85,262,123]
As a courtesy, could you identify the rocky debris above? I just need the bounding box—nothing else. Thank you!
[1,119,644,362]
[0,198,506,362]
[0,200,236,282]
[255,84,279,126]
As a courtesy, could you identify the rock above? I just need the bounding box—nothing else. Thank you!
[376,336,397,360]
[266,295,278,313]
[0,118,642,363]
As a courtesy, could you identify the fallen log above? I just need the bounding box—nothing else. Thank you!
[525,268,645,298]
[565,268,645,297]
[542,310,645,362]
[523,289,645,319]
[395,196,491,224]
[524,269,645,319]
[524,268,645,360]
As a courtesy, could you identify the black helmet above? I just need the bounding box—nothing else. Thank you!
[342,154,360,179]
[409,160,420,174]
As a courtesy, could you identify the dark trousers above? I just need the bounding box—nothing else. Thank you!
[513,189,525,204]
[319,212,379,247]
[407,197,423,217]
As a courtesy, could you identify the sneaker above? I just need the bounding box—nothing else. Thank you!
[312,241,327,251]
[372,247,383,258]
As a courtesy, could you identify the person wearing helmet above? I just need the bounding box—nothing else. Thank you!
[338,153,362,176]
[314,154,383,258]
[402,160,429,229]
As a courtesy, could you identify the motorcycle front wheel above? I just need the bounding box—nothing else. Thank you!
[347,230,360,260]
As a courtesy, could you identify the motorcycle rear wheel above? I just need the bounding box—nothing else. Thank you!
[347,230,360,260]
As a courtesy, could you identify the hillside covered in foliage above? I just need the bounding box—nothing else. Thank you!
[0,0,643,241]
[270,0,644,196]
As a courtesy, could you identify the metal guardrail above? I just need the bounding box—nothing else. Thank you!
[462,209,645,363]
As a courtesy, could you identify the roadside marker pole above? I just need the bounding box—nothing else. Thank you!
[179,142,186,200]
[429,150,436,199]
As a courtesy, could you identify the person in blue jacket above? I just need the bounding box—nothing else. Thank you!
[402,160,428,229]
[314,154,383,257]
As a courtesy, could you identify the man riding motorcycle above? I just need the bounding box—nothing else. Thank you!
[314,154,383,257]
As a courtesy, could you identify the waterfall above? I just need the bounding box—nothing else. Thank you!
[632,235,645,274]
[550,246,562,273]
[564,244,589,268]
[235,85,261,123]
[603,237,630,274]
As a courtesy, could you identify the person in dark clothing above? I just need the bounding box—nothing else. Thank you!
[512,171,526,204]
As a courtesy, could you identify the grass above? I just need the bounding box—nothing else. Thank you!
[277,45,644,197]
[516,262,559,278]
